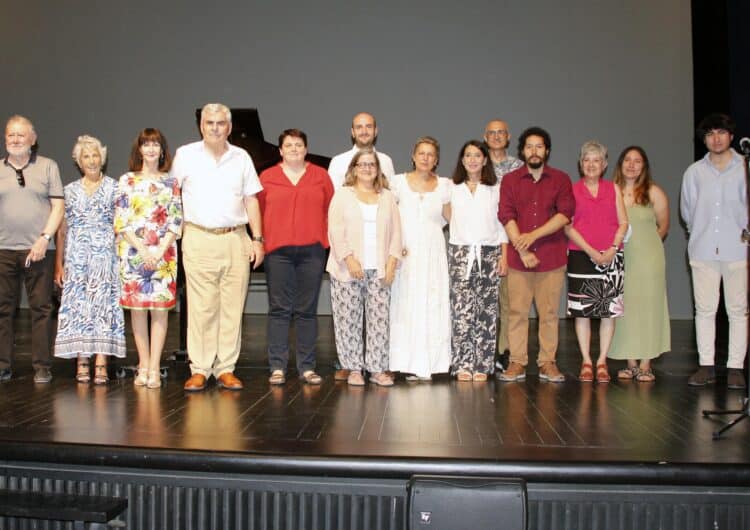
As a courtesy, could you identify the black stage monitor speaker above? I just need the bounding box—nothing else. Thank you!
[408,475,527,530]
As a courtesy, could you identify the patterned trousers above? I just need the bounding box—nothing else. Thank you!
[330,270,391,373]
[448,244,500,374]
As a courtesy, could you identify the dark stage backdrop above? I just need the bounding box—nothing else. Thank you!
[0,0,694,316]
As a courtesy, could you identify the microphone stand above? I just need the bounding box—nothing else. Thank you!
[702,145,750,439]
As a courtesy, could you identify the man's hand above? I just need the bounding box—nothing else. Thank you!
[26,236,49,265]
[520,250,540,269]
[514,231,538,252]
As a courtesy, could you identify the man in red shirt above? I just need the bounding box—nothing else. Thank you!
[497,127,575,383]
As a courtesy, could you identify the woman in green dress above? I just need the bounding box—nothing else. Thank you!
[609,146,671,381]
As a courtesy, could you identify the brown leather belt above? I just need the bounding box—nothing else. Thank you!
[185,221,243,235]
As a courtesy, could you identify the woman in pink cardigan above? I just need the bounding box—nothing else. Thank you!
[327,148,402,386]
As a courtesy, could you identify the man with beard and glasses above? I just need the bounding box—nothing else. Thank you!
[681,112,748,390]
[0,115,64,383]
[484,119,524,372]
[497,126,575,383]
[328,112,395,189]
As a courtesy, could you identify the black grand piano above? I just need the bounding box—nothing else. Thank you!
[193,108,331,171]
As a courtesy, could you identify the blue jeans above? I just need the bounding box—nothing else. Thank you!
[265,243,326,374]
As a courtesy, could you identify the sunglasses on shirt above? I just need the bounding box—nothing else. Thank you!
[14,168,25,187]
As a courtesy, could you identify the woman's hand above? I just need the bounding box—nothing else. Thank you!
[496,253,508,276]
[54,263,64,288]
[345,255,364,279]
[384,257,398,286]
[137,244,159,271]
[598,247,617,267]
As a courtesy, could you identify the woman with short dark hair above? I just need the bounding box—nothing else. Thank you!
[115,128,182,388]
[258,129,334,385]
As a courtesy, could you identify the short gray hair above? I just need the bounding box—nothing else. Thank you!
[201,103,231,122]
[579,140,608,165]
[72,135,107,166]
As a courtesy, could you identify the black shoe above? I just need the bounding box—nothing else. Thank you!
[687,366,715,387]
[33,367,52,384]
[0,369,11,381]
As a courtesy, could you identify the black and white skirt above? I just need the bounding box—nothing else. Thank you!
[567,250,624,318]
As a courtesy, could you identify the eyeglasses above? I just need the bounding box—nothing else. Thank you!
[14,168,25,187]
[356,162,377,169]
[485,130,508,137]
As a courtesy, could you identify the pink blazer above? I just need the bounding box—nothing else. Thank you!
[326,187,402,281]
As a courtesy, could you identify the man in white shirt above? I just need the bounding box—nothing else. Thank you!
[170,103,264,392]
[680,112,748,389]
[327,112,395,188]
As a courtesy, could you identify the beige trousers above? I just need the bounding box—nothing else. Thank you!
[181,225,251,377]
[507,266,566,367]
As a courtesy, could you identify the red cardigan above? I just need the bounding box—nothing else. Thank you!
[258,163,334,254]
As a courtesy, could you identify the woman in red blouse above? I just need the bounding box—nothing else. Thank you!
[258,129,334,385]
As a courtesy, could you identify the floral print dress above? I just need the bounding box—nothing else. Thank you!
[54,177,126,358]
[114,172,182,310]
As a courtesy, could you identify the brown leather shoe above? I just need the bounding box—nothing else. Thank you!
[334,369,350,381]
[216,372,244,390]
[184,373,207,392]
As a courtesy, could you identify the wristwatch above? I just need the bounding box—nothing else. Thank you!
[252,236,264,243]
[40,233,52,241]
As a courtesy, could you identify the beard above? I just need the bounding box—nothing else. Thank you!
[526,157,544,169]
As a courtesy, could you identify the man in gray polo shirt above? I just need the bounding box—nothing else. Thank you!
[0,115,64,383]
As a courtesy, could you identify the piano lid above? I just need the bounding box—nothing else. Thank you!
[194,108,331,172]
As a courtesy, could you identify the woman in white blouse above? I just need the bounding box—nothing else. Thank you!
[443,140,508,381]
[327,148,402,386]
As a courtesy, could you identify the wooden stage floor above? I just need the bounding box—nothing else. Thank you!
[1,312,748,477]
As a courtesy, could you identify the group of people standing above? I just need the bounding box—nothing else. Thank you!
[0,107,745,392]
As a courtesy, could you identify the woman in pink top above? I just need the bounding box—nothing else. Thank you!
[327,148,402,386]
[564,141,628,383]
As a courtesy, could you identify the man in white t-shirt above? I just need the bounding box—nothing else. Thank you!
[327,112,395,188]
[170,103,265,392]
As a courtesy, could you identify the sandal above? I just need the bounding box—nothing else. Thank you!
[596,363,611,384]
[134,367,148,387]
[146,370,161,389]
[76,359,90,384]
[636,369,656,382]
[369,372,394,387]
[578,362,593,382]
[617,366,639,380]
[472,372,488,382]
[94,364,109,385]
[456,370,472,382]
[347,370,365,386]
[268,370,286,385]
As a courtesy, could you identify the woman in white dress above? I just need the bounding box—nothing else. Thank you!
[389,136,451,381]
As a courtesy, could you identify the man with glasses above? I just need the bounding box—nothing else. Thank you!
[681,112,748,389]
[328,112,396,380]
[328,112,395,189]
[0,115,64,383]
[484,119,523,372]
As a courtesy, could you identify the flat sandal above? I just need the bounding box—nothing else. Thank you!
[93,364,109,385]
[76,359,90,384]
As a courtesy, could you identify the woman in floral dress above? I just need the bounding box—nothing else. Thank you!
[115,129,182,388]
[54,135,126,384]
